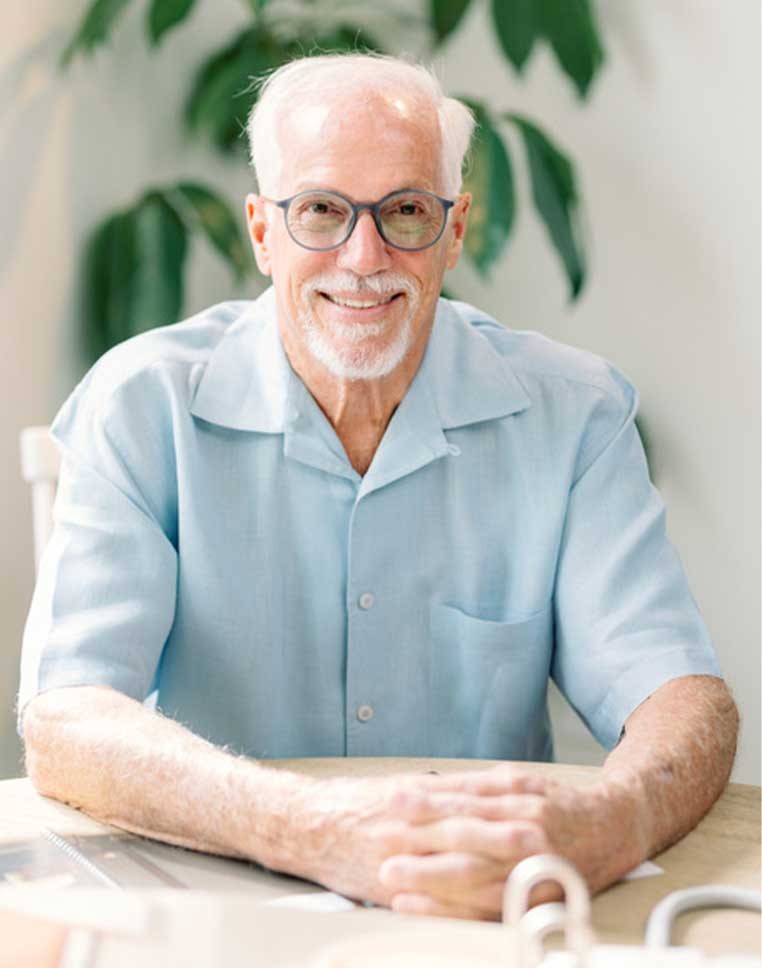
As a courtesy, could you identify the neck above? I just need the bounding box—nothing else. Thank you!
[278,318,433,476]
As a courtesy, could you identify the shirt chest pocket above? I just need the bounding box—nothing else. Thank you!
[428,602,554,760]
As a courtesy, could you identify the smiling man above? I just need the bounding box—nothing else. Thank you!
[248,74,468,477]
[19,54,737,919]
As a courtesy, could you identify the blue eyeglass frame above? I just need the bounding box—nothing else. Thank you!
[266,187,456,252]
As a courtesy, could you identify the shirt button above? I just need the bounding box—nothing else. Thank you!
[358,592,375,610]
[357,704,374,722]
[446,443,461,456]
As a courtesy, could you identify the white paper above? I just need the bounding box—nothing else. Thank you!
[264,891,357,912]
[622,860,664,881]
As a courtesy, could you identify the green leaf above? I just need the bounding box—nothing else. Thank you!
[147,0,197,46]
[82,210,138,361]
[82,193,187,362]
[490,0,538,72]
[506,113,585,298]
[170,182,250,281]
[634,414,653,477]
[186,24,383,154]
[244,0,270,12]
[431,0,473,44]
[130,192,188,334]
[62,0,134,67]
[460,100,515,276]
[536,0,604,99]
[310,25,384,56]
[185,26,295,152]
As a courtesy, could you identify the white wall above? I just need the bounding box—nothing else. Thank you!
[0,0,258,779]
[1,1,758,782]
[441,0,760,782]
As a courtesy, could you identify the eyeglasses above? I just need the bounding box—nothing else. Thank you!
[265,188,455,252]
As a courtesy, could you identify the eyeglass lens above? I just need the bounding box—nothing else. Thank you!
[286,191,446,250]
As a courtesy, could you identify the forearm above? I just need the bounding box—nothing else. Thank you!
[22,686,312,873]
[599,674,739,864]
[373,675,739,918]
[21,687,505,909]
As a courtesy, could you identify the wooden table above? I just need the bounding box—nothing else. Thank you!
[0,759,759,963]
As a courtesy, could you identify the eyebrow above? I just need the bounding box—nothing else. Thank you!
[289,182,435,199]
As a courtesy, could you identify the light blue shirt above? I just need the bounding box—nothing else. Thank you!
[19,287,721,759]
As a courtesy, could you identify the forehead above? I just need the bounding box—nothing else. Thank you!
[276,91,443,197]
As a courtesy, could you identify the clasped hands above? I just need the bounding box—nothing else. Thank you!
[291,764,641,921]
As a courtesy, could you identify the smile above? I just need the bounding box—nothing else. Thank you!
[320,292,402,309]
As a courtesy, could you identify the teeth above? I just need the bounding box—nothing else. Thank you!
[326,294,395,309]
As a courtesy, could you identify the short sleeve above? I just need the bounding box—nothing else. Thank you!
[17,373,179,733]
[551,368,723,750]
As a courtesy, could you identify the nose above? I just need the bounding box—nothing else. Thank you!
[335,210,393,275]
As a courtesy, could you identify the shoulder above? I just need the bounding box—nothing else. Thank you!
[52,300,259,448]
[444,298,637,414]
[72,301,252,413]
[50,300,257,459]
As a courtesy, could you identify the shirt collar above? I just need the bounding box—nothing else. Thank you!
[190,287,289,432]
[189,286,531,433]
[421,298,531,430]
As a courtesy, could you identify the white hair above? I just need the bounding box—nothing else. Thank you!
[246,52,475,197]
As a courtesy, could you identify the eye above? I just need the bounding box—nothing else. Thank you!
[381,194,436,222]
[295,198,346,219]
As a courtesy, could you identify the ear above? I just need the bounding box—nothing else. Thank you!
[245,193,272,276]
[445,193,471,271]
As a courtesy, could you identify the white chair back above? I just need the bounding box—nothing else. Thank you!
[19,426,60,574]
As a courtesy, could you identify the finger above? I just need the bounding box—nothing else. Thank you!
[528,879,565,907]
[392,790,547,825]
[453,766,549,797]
[402,877,564,914]
[390,875,564,922]
[412,767,548,798]
[388,874,565,925]
[379,851,504,896]
[404,817,547,862]
[421,877,506,916]
[391,891,500,921]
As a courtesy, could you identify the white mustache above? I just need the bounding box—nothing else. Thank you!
[302,271,420,301]
[296,271,421,379]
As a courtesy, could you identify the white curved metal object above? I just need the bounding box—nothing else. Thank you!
[19,425,61,573]
[504,854,595,967]
[645,886,762,948]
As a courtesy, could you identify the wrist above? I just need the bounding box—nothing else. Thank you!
[594,768,652,876]
[552,773,651,895]
[235,761,319,874]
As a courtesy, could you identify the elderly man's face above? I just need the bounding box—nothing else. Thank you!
[246,93,470,381]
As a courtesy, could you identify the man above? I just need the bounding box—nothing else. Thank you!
[19,54,737,920]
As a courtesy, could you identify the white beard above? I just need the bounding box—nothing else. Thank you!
[297,272,421,380]
[299,310,413,380]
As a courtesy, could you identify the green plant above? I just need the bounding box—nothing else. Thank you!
[64,0,605,363]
